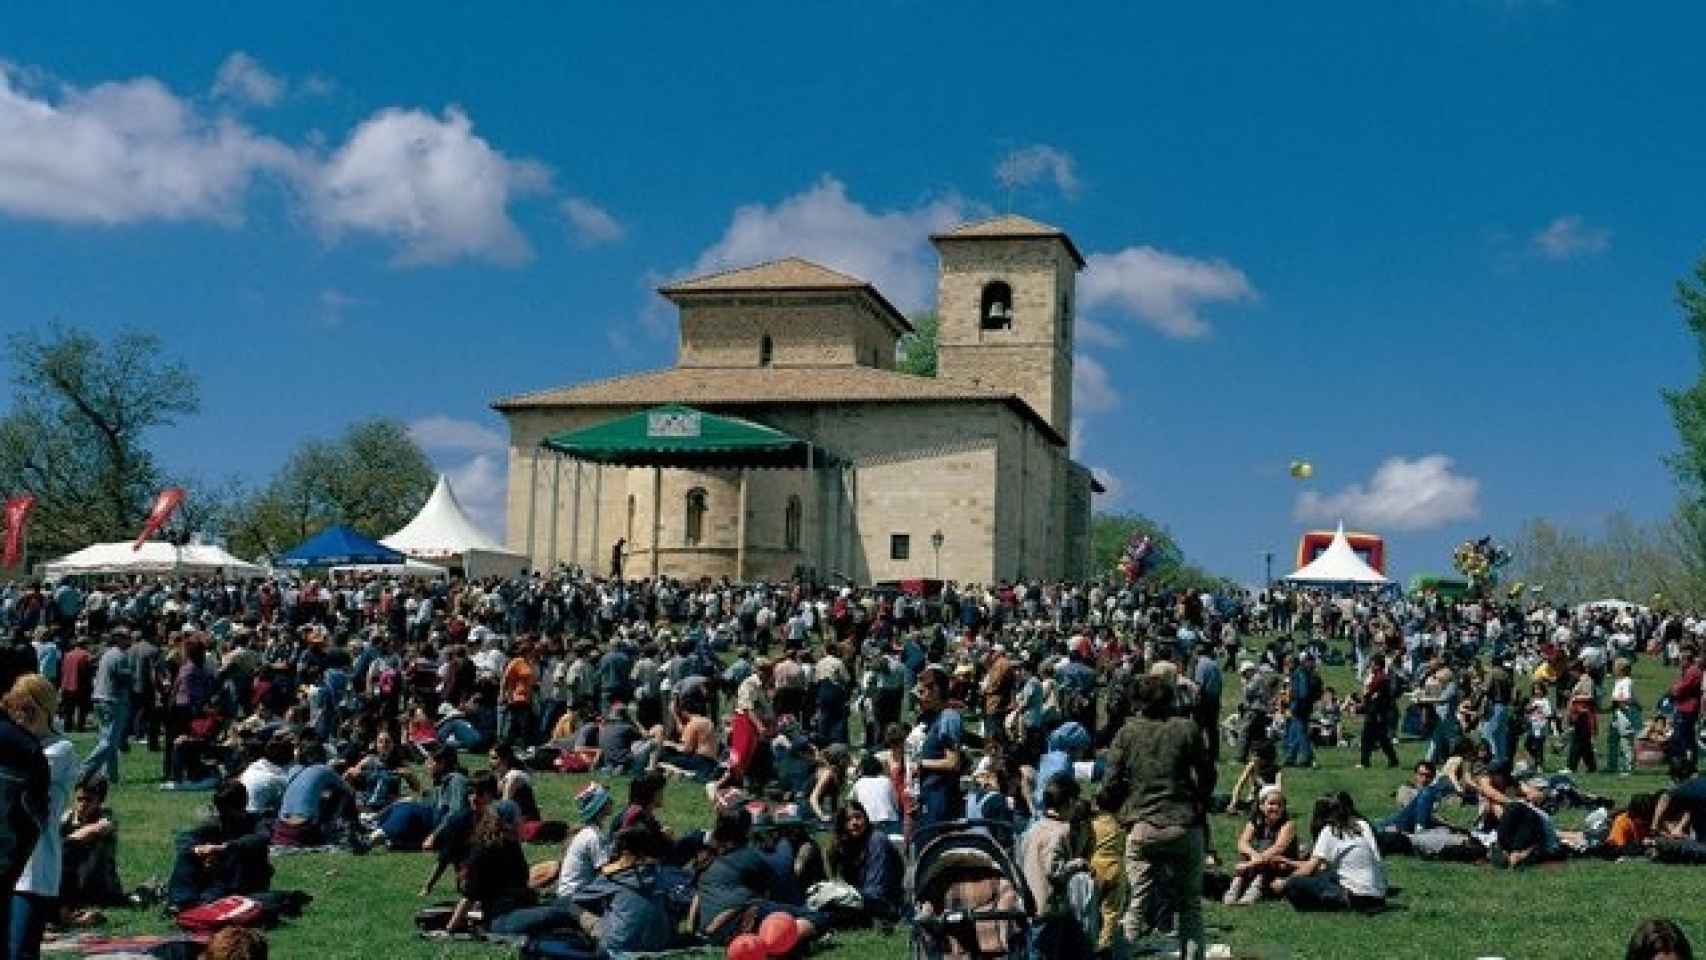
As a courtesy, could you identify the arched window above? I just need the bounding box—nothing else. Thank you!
[685,487,707,546]
[784,495,802,550]
[981,280,1014,330]
[759,334,774,367]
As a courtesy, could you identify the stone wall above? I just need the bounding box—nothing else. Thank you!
[675,294,897,369]
[934,237,1076,441]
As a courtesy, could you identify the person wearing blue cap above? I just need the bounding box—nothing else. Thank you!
[557,782,613,901]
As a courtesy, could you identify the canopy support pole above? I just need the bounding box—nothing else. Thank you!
[591,465,602,573]
[526,448,539,568]
[570,460,582,572]
[736,467,749,582]
[548,453,561,571]
[805,443,817,585]
[650,466,662,580]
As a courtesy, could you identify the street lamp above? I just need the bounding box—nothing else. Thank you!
[930,528,945,579]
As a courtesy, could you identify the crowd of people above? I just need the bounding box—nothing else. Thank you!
[0,570,1703,958]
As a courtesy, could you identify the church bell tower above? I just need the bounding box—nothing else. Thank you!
[930,215,1084,441]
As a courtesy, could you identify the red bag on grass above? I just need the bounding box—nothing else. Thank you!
[177,895,263,932]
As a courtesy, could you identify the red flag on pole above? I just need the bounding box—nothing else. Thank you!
[3,494,36,569]
[133,487,186,550]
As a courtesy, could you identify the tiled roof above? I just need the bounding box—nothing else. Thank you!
[657,257,911,333]
[658,257,869,293]
[930,214,1086,267]
[491,365,1063,445]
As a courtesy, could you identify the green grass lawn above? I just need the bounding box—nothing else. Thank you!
[59,648,1706,959]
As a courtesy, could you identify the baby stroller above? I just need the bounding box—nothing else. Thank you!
[908,820,1036,960]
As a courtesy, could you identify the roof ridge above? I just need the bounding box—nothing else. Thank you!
[660,255,869,291]
[492,366,675,407]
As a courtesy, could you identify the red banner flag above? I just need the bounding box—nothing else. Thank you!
[3,494,36,569]
[133,487,186,550]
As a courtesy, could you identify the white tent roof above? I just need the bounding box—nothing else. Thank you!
[1283,523,1390,585]
[382,474,517,561]
[43,542,265,578]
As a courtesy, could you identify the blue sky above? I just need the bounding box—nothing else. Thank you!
[2,2,1704,583]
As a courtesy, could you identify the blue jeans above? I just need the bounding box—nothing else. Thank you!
[1284,715,1314,765]
[1378,779,1452,834]
[1480,705,1511,766]
[7,892,54,960]
[81,698,132,784]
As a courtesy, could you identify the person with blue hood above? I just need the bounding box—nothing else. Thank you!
[1033,721,1092,812]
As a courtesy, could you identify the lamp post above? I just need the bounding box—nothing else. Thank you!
[1263,551,1274,589]
[930,528,944,580]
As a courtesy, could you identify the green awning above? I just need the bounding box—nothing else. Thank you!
[540,404,834,468]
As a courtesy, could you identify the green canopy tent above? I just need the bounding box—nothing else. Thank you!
[527,405,844,581]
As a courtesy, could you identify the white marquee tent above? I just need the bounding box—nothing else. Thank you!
[383,475,527,576]
[1283,523,1391,585]
[330,558,449,579]
[43,542,265,579]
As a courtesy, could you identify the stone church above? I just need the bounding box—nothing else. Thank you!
[492,214,1102,585]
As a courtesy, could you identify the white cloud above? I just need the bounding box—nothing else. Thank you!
[562,196,624,246]
[212,52,284,107]
[1081,246,1256,338]
[441,452,507,540]
[1076,317,1124,349]
[311,106,550,266]
[1532,214,1609,260]
[1294,454,1480,532]
[0,63,305,224]
[1073,353,1120,413]
[1090,466,1124,503]
[688,175,969,312]
[1070,417,1088,458]
[408,415,506,454]
[995,144,1079,198]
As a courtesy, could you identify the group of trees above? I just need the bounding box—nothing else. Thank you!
[1,326,434,564]
[1506,512,1706,609]
[1089,512,1237,594]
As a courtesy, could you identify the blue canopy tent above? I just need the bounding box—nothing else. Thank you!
[278,525,406,568]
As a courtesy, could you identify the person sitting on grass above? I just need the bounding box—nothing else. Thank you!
[440,772,534,936]
[166,780,272,910]
[58,777,124,925]
[1228,739,1284,813]
[1377,760,1458,836]
[488,744,540,828]
[271,738,358,847]
[650,689,719,780]
[557,782,614,900]
[1276,792,1387,912]
[827,799,903,927]
[690,806,823,949]
[378,744,467,855]
[237,734,294,821]
[1484,775,1564,869]
[610,771,673,845]
[1225,785,1298,906]
[493,823,690,953]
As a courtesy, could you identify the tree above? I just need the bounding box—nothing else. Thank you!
[0,326,198,557]
[225,419,435,558]
[897,311,938,377]
[1089,511,1235,593]
[1506,512,1706,608]
[1661,253,1706,597]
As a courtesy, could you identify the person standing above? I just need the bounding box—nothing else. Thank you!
[1357,656,1399,769]
[0,675,51,949]
[498,641,537,749]
[1191,643,1224,765]
[130,630,162,752]
[1110,674,1215,960]
[80,631,134,786]
[57,640,93,733]
[1284,654,1320,768]
[911,666,964,846]
[1667,647,1702,776]
[6,675,75,960]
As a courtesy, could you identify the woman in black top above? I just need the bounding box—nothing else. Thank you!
[445,773,534,934]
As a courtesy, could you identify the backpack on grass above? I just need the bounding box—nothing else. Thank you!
[176,895,262,932]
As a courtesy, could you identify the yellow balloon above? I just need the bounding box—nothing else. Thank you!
[1289,460,1314,480]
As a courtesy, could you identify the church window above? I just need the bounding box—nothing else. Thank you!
[759,334,774,366]
[890,533,911,561]
[685,487,707,546]
[981,281,1013,330]
[784,495,802,550]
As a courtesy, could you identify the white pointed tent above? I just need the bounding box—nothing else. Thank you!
[382,475,527,576]
[1284,523,1390,585]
